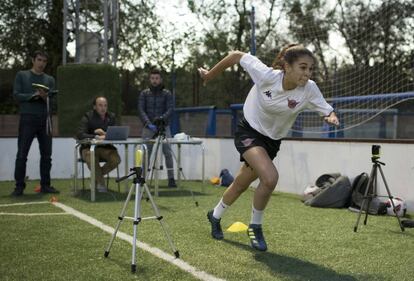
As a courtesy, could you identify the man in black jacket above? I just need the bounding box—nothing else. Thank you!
[138,69,176,187]
[11,50,59,196]
[77,96,121,192]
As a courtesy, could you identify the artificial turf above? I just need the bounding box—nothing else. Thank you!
[0,179,413,281]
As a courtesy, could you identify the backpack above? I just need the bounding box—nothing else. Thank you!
[350,173,369,206]
[219,169,234,187]
[349,172,387,215]
[304,173,352,208]
[401,219,414,228]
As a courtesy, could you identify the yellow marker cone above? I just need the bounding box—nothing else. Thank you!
[226,221,248,232]
[210,177,220,185]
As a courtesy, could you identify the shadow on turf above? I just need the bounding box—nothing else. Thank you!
[222,239,382,281]
[101,255,154,278]
[72,186,206,202]
[349,222,414,237]
[70,188,203,212]
[2,192,58,201]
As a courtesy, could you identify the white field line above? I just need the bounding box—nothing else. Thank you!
[53,202,225,281]
[0,212,70,216]
[0,201,50,207]
[0,201,69,216]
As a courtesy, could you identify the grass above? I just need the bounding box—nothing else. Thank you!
[0,179,413,281]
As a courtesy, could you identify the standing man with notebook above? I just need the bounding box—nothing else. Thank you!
[11,50,59,196]
[77,96,121,192]
[138,68,177,188]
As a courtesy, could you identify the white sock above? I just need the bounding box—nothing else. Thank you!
[212,198,229,219]
[250,205,264,225]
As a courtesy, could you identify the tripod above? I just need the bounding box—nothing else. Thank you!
[353,156,405,232]
[147,124,199,206]
[104,147,179,273]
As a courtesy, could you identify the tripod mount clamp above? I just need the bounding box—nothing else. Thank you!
[115,167,144,183]
[371,157,385,166]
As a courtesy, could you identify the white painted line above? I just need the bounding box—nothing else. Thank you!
[0,212,70,216]
[0,201,49,207]
[0,201,68,216]
[53,202,225,281]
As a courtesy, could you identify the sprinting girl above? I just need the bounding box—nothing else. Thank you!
[198,44,339,251]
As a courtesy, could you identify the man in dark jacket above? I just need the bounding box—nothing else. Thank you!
[11,50,59,196]
[138,69,176,187]
[77,96,121,192]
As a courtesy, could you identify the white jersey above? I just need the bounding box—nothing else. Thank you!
[240,53,333,140]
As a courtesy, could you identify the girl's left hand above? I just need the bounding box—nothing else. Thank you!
[324,112,340,126]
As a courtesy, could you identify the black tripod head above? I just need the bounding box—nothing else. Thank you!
[153,117,167,139]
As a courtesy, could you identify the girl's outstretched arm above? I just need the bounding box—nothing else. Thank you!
[198,51,245,84]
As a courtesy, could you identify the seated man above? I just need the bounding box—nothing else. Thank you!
[76,96,121,192]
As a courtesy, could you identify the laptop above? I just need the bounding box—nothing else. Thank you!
[105,126,129,140]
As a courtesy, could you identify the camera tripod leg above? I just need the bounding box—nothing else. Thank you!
[354,164,376,232]
[363,198,371,225]
[104,182,136,257]
[147,135,164,197]
[146,135,199,206]
[363,168,377,225]
[143,182,180,257]
[377,165,405,232]
[354,198,368,232]
[131,181,145,272]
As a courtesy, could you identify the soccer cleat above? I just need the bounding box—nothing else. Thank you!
[168,178,177,188]
[247,224,267,251]
[207,210,224,240]
[11,188,24,197]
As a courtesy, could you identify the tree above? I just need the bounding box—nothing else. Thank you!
[330,0,414,96]
[282,0,413,97]
[334,0,414,68]
[185,0,286,108]
[0,0,63,75]
[0,0,63,114]
[116,1,163,69]
[286,0,334,81]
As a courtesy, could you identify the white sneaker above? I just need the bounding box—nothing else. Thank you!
[97,183,108,193]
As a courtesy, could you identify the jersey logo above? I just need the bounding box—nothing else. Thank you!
[287,98,299,108]
[263,90,272,98]
[241,138,255,147]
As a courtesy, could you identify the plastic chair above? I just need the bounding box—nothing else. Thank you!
[78,157,121,193]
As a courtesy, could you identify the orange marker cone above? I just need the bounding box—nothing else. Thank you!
[34,185,41,193]
[49,196,58,203]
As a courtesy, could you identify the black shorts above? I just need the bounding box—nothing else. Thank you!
[234,117,281,163]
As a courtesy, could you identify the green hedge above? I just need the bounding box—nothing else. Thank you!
[57,64,121,137]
